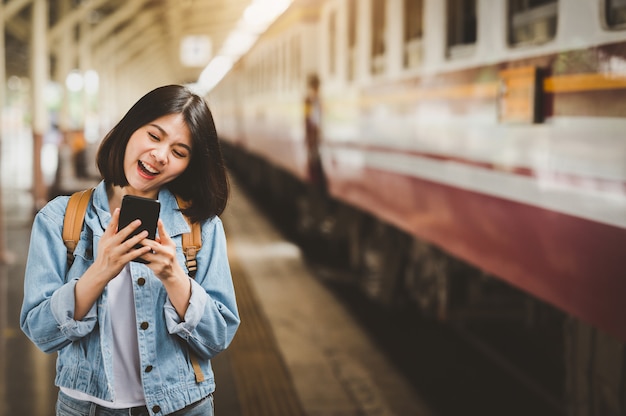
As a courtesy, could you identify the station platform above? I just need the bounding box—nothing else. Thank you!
[0,171,432,415]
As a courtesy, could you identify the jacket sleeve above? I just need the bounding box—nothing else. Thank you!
[19,199,98,353]
[164,216,240,359]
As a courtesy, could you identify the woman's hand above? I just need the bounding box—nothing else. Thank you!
[74,208,150,320]
[140,219,192,318]
[94,207,151,279]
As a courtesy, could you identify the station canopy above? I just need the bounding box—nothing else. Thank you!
[3,0,290,90]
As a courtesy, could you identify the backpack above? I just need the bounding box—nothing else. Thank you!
[62,187,206,382]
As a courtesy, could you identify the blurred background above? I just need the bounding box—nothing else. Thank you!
[1,1,626,415]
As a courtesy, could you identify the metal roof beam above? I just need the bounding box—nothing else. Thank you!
[5,16,29,41]
[88,0,154,46]
[94,9,161,60]
[110,26,164,68]
[50,0,157,72]
[47,0,113,45]
[2,0,32,22]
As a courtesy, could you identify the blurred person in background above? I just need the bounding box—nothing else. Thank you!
[304,73,325,189]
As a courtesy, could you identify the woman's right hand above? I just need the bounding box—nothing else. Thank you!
[73,208,150,320]
[92,207,151,280]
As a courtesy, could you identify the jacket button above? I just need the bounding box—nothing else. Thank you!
[145,365,153,373]
[140,322,149,330]
[137,277,146,286]
[152,405,161,413]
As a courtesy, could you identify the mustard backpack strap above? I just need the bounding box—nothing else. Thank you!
[174,195,205,383]
[63,188,95,266]
[183,220,204,383]
[175,195,202,278]
[189,353,206,383]
[176,195,205,383]
[186,218,204,382]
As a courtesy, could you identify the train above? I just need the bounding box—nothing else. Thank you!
[208,1,626,414]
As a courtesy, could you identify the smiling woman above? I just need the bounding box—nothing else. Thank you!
[20,84,240,416]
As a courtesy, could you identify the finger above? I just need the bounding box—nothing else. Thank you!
[139,236,176,268]
[132,245,153,258]
[114,232,149,259]
[117,219,143,240]
[139,237,159,252]
[136,250,156,264]
[121,232,152,262]
[122,230,149,250]
[125,245,152,264]
[156,220,172,244]
[104,208,121,236]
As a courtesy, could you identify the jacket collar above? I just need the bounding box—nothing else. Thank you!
[158,186,192,237]
[91,181,191,237]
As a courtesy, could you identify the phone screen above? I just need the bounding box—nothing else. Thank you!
[118,195,160,262]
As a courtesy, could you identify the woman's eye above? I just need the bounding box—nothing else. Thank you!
[173,149,188,158]
[148,133,160,141]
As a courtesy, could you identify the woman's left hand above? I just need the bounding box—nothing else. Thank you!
[140,219,185,281]
[140,219,192,318]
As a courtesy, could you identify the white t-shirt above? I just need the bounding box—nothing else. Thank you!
[62,264,146,408]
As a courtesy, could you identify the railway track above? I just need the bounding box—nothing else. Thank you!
[305,262,566,416]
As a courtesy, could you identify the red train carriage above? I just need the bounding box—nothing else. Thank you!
[210,1,626,414]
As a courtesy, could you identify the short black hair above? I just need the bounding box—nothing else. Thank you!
[97,84,229,222]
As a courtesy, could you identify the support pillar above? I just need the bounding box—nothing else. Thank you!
[0,3,9,263]
[57,0,73,135]
[31,0,49,210]
[55,0,76,191]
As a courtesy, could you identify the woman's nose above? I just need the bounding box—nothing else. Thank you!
[150,147,167,164]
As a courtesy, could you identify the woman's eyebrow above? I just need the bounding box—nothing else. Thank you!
[149,123,167,135]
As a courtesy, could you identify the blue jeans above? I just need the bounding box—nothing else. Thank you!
[56,391,214,416]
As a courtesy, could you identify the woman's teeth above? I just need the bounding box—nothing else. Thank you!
[139,161,159,175]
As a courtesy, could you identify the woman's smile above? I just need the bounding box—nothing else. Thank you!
[137,160,160,178]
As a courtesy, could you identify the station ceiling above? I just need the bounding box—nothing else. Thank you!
[3,0,254,85]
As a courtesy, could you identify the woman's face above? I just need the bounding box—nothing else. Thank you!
[123,113,192,198]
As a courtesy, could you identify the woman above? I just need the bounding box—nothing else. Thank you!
[20,85,240,415]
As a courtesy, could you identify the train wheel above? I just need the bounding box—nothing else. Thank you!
[356,218,408,304]
[295,194,316,237]
[564,318,626,416]
[402,240,450,320]
[345,210,365,272]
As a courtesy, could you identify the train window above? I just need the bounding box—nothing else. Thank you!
[282,40,288,91]
[446,0,477,58]
[508,0,558,46]
[404,0,424,68]
[275,45,280,92]
[329,10,337,77]
[605,0,626,28]
[292,34,301,91]
[371,0,386,75]
[271,48,276,92]
[347,0,357,80]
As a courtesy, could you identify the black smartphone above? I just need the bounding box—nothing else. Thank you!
[118,195,160,262]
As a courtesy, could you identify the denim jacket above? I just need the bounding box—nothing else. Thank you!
[20,181,240,415]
